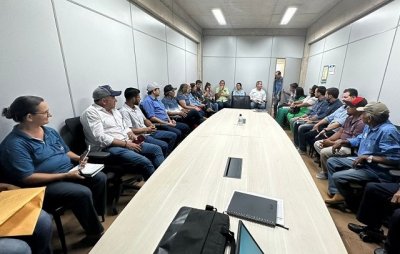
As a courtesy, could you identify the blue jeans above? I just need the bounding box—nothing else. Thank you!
[43,173,106,235]
[105,145,163,179]
[295,123,315,151]
[0,210,53,254]
[327,157,393,196]
[250,101,266,109]
[158,122,190,141]
[148,130,177,156]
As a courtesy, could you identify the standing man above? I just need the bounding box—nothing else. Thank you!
[119,87,177,157]
[141,82,190,141]
[80,85,164,180]
[249,81,267,109]
[215,80,230,109]
[272,71,283,117]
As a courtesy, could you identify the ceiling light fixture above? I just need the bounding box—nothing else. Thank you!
[212,8,226,25]
[280,7,297,25]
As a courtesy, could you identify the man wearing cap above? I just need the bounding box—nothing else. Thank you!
[141,82,190,141]
[325,102,400,210]
[313,96,367,179]
[119,87,177,157]
[80,85,165,180]
[162,84,203,129]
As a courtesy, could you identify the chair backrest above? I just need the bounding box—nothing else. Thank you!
[231,95,251,109]
[61,117,87,155]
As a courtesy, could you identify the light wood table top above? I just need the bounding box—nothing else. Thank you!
[91,108,347,254]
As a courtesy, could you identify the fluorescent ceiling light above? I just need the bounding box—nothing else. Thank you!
[212,8,226,25]
[280,7,297,25]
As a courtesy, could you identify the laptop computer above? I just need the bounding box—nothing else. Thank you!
[236,220,264,254]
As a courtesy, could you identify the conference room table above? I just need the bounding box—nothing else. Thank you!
[91,108,347,253]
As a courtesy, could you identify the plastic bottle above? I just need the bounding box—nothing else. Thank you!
[238,114,243,125]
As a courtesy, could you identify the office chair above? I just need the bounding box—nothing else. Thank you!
[231,95,251,109]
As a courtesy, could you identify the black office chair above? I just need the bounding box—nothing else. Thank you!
[231,95,251,109]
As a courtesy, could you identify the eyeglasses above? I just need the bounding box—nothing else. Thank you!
[33,110,52,117]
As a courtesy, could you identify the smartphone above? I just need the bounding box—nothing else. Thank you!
[133,135,145,144]
[79,145,91,169]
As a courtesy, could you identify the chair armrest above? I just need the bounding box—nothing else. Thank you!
[88,151,110,159]
[389,170,400,177]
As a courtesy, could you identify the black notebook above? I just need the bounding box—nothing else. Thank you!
[227,191,278,227]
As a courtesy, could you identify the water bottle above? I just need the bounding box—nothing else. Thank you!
[238,114,243,125]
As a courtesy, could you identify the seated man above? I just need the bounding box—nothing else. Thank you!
[301,88,359,154]
[80,85,164,180]
[325,102,400,210]
[119,87,177,157]
[313,97,367,179]
[249,81,267,109]
[141,82,190,141]
[0,183,53,254]
[348,182,400,254]
[215,80,230,109]
[162,84,203,129]
[1,96,105,240]
[294,87,342,153]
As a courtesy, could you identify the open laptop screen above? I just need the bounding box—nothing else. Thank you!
[237,220,264,254]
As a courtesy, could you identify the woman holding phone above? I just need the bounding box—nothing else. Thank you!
[0,96,106,242]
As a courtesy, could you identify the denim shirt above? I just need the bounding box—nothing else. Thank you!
[318,99,343,120]
[161,97,180,111]
[348,121,400,163]
[273,78,283,98]
[0,126,72,184]
[308,98,328,119]
[188,93,202,106]
[141,95,169,121]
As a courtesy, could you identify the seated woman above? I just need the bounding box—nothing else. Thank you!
[177,83,206,117]
[0,96,106,242]
[0,183,53,254]
[203,82,219,112]
[286,85,318,125]
[232,83,246,96]
[275,87,306,127]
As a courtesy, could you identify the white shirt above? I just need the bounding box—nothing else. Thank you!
[249,88,266,102]
[302,95,318,109]
[80,104,131,151]
[119,104,146,129]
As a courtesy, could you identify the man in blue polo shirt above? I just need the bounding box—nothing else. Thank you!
[141,82,190,141]
[325,102,400,210]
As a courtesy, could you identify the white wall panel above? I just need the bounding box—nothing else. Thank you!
[70,0,131,25]
[272,36,305,58]
[203,57,235,89]
[309,39,325,56]
[186,38,197,54]
[55,0,137,114]
[234,58,271,95]
[325,25,351,51]
[236,36,273,57]
[166,26,185,49]
[186,52,197,83]
[0,0,73,140]
[378,29,400,125]
[349,0,400,43]
[134,31,168,94]
[283,58,302,90]
[131,4,166,41]
[341,29,395,101]
[304,54,323,87]
[167,45,185,86]
[320,46,347,89]
[203,36,236,57]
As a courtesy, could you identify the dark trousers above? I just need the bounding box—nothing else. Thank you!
[148,130,177,156]
[217,101,230,109]
[357,182,400,254]
[43,173,106,235]
[180,109,203,128]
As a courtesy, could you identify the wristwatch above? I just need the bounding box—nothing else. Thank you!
[367,155,373,163]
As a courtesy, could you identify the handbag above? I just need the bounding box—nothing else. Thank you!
[288,106,300,114]
[154,205,235,254]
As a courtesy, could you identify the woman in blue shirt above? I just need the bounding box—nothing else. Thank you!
[1,96,106,242]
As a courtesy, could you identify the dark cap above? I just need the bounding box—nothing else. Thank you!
[344,97,368,108]
[164,84,177,94]
[93,85,121,100]
[357,102,389,116]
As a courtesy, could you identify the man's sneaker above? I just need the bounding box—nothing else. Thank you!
[316,171,328,180]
